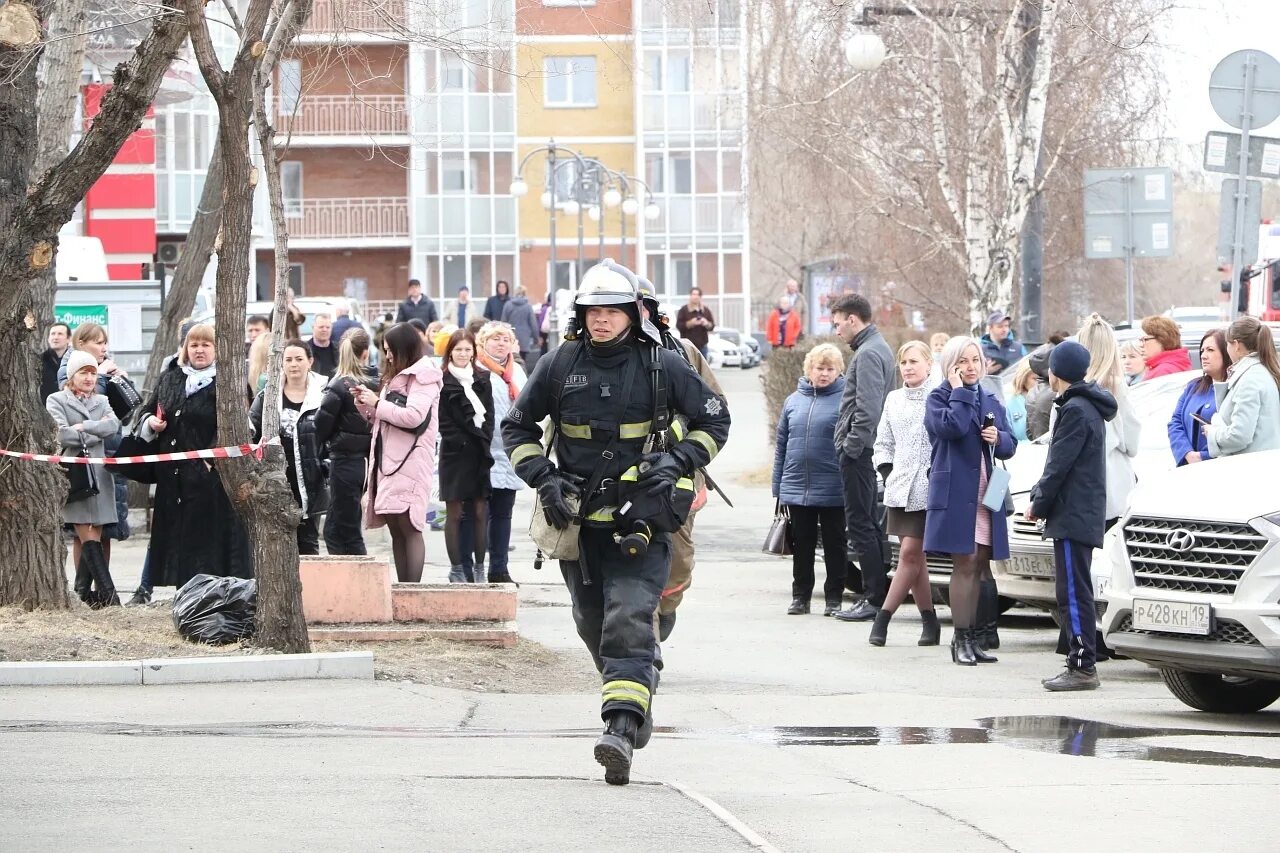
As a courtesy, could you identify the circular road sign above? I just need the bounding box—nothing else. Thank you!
[1209,49,1280,130]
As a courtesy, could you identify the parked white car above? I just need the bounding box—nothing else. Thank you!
[712,327,760,368]
[706,332,743,368]
[1101,450,1280,713]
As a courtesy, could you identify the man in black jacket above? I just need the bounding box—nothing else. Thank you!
[40,322,71,402]
[394,279,438,325]
[1026,341,1116,692]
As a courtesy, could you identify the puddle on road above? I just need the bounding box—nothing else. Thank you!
[5,716,1279,770]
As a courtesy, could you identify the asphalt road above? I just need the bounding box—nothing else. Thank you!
[9,364,1280,852]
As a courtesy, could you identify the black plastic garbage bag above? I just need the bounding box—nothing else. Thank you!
[172,574,257,645]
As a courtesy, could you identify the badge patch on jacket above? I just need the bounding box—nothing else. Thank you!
[704,396,723,417]
[565,374,588,389]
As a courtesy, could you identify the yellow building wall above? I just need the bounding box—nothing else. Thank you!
[516,142,639,240]
[514,40,636,139]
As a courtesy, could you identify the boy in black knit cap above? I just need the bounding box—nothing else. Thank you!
[1027,341,1117,691]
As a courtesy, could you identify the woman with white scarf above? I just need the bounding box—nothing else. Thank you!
[437,329,495,582]
[250,339,331,554]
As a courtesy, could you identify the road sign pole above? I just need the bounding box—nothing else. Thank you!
[1230,57,1257,320]
[1123,173,1136,325]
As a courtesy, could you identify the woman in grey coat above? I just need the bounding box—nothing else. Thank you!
[1207,316,1280,458]
[46,351,121,606]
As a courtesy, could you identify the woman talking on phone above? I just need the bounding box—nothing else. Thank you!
[354,323,442,582]
[924,336,1017,666]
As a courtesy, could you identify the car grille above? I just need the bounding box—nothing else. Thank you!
[1011,513,1043,538]
[889,543,953,576]
[1116,614,1261,646]
[1123,516,1269,596]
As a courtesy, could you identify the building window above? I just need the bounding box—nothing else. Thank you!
[441,153,476,193]
[646,153,664,193]
[645,52,690,92]
[441,54,471,92]
[670,154,692,193]
[544,57,597,107]
[672,257,694,295]
[281,161,303,216]
[278,58,302,115]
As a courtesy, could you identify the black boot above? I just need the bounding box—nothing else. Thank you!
[594,711,640,785]
[73,552,95,607]
[951,630,977,666]
[918,610,941,646]
[127,586,152,606]
[968,628,998,663]
[786,597,810,615]
[868,609,892,646]
[657,612,676,642]
[82,540,120,607]
[978,580,1001,650]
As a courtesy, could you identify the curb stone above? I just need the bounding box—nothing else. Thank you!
[0,652,373,686]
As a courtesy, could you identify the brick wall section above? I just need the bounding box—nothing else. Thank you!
[289,45,407,96]
[516,0,632,34]
[260,248,411,301]
[282,147,409,199]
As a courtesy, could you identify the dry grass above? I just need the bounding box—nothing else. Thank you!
[0,605,598,694]
[737,464,772,487]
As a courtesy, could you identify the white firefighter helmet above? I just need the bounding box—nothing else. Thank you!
[574,259,641,326]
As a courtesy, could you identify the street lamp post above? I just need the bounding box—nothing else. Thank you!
[510,139,586,303]
[844,3,1045,342]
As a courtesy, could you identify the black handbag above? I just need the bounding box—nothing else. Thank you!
[763,499,793,556]
[61,436,99,504]
[105,374,143,419]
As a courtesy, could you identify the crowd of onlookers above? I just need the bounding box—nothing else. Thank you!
[43,279,548,607]
[772,295,1280,686]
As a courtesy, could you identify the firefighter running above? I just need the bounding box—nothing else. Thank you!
[502,260,731,785]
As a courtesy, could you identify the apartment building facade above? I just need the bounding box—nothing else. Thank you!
[146,0,750,327]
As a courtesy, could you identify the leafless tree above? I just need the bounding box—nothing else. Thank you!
[0,0,187,609]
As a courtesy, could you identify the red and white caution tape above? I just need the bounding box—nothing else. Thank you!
[0,441,273,466]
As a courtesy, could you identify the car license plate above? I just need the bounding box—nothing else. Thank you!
[1131,598,1212,635]
[1007,554,1055,578]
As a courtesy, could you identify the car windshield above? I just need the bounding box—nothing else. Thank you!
[717,329,741,344]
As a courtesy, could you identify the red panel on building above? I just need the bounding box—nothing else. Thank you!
[86,218,156,255]
[107,262,143,280]
[114,129,156,165]
[86,174,155,209]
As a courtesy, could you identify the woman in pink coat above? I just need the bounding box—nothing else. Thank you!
[354,323,443,582]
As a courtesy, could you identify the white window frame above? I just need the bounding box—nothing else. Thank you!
[281,161,303,217]
[544,56,597,108]
[441,54,471,93]
[440,153,477,194]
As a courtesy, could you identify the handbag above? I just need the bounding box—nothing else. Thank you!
[61,436,99,504]
[982,447,1012,515]
[105,374,143,419]
[762,499,793,556]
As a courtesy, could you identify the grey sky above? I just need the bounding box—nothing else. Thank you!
[1161,0,1280,141]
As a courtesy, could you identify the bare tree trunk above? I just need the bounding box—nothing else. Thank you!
[184,0,312,652]
[143,141,223,393]
[0,1,187,609]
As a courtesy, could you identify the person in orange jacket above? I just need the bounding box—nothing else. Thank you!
[767,296,802,349]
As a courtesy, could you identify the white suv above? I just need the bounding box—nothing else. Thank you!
[1101,450,1280,713]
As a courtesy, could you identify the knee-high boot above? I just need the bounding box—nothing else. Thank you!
[83,540,120,607]
[977,579,1001,650]
[73,550,96,607]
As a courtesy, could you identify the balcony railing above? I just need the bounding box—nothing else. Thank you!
[286,197,409,240]
[418,93,515,141]
[305,0,404,36]
[277,95,408,138]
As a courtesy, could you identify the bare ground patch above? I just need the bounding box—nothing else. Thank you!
[0,605,597,694]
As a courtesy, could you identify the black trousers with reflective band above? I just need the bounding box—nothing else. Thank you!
[561,525,670,719]
[1054,538,1096,671]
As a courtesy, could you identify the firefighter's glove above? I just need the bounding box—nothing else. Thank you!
[636,453,684,493]
[536,472,581,531]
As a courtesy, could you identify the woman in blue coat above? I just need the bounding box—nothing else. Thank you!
[773,344,848,616]
[925,336,1016,665]
[1168,329,1230,466]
